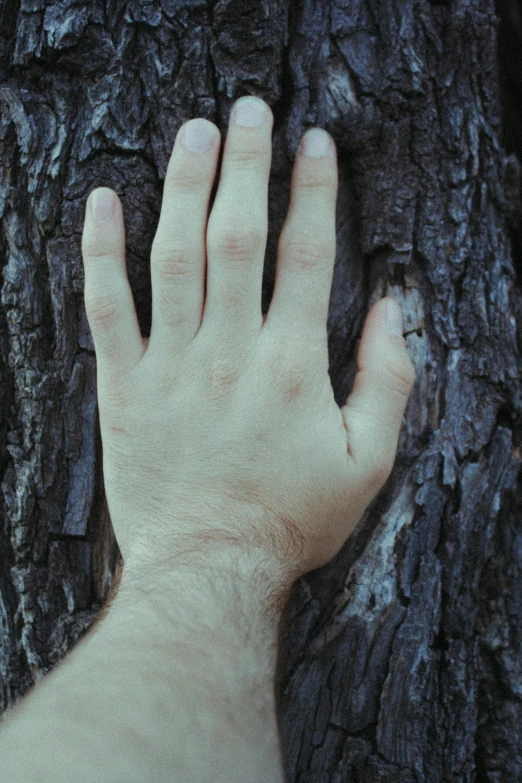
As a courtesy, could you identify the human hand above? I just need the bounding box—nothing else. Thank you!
[81,96,415,589]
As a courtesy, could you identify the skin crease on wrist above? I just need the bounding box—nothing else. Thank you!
[0,95,416,783]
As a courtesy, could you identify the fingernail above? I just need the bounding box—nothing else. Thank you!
[301,128,333,157]
[386,298,404,337]
[182,119,216,152]
[233,96,267,127]
[91,188,115,222]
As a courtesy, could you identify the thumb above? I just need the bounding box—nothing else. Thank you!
[341,296,415,485]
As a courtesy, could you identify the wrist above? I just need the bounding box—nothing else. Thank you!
[112,543,292,672]
[118,536,299,624]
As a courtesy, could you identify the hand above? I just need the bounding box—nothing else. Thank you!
[81,96,415,588]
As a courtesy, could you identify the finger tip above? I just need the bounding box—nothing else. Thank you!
[88,187,119,222]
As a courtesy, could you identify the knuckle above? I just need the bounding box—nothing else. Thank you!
[297,170,337,194]
[268,348,307,402]
[382,359,416,399]
[167,166,208,190]
[82,245,114,262]
[207,355,239,401]
[282,234,328,271]
[84,293,119,325]
[210,225,265,262]
[151,241,192,278]
[226,146,267,169]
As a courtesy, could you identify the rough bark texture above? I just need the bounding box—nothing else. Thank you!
[1,1,521,781]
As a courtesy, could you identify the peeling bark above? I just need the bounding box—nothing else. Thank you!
[0,0,521,780]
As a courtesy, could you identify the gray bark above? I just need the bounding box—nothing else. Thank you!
[1,0,521,781]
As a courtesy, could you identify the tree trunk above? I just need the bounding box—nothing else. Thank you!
[1,0,521,780]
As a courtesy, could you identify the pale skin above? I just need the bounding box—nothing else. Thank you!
[0,96,415,781]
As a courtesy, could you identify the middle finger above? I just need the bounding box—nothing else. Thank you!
[200,96,274,339]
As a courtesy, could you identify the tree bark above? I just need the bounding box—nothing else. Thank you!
[1,0,521,781]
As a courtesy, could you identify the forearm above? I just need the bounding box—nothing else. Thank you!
[0,550,289,783]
